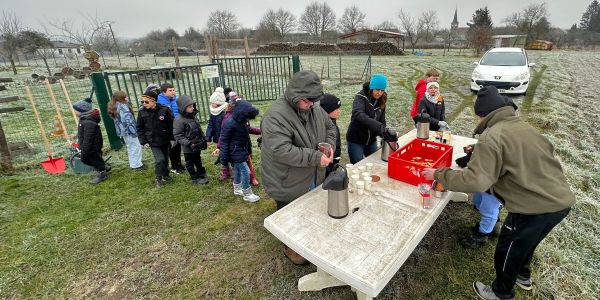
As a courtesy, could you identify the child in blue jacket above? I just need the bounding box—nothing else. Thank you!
[219,100,260,202]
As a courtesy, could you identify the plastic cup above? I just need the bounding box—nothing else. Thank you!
[361,172,370,179]
[318,142,332,157]
[351,174,360,186]
[356,180,365,195]
[366,162,373,172]
[357,165,366,172]
[363,176,372,191]
[345,163,354,173]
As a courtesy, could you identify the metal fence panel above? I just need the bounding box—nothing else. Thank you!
[103,64,224,123]
[212,56,292,101]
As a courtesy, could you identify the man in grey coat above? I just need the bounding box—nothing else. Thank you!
[261,70,337,264]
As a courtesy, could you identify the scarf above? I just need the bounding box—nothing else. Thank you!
[210,103,228,116]
[425,92,440,104]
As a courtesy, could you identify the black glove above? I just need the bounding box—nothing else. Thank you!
[257,136,262,148]
[455,152,472,168]
[381,128,397,142]
[191,143,200,152]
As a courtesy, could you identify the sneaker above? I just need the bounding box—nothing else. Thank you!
[516,275,533,291]
[472,281,513,300]
[233,183,244,196]
[131,164,146,171]
[163,175,173,182]
[170,167,185,174]
[193,177,209,185]
[460,234,488,249]
[155,177,164,188]
[242,187,260,202]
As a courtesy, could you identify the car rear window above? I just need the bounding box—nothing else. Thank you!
[480,52,526,66]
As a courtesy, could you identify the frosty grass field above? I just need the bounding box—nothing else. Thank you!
[0,50,598,299]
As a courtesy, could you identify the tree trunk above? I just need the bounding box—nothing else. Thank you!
[43,57,52,76]
[9,56,17,75]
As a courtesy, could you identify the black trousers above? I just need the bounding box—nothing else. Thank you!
[151,144,170,178]
[183,152,206,180]
[81,151,106,171]
[169,142,183,169]
[492,207,571,299]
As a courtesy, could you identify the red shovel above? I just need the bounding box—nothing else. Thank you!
[25,85,66,174]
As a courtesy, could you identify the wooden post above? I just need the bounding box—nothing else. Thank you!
[0,119,13,172]
[213,37,220,60]
[172,37,180,67]
[244,36,251,75]
[205,35,213,61]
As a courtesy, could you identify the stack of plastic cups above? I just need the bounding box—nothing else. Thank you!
[363,176,372,191]
[356,181,365,195]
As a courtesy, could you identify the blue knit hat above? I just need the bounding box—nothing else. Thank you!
[73,97,93,113]
[369,74,387,91]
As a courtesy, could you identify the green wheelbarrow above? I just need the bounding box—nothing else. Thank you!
[68,146,112,175]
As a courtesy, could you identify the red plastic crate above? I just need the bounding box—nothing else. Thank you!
[388,139,453,186]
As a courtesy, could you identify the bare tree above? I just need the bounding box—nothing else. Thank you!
[0,11,25,75]
[183,27,203,48]
[259,9,296,41]
[338,6,366,34]
[273,9,296,40]
[419,10,439,42]
[375,21,398,31]
[207,10,239,38]
[398,9,424,54]
[503,3,548,44]
[299,2,336,41]
[46,12,110,51]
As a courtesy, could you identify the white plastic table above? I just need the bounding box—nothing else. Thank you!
[264,130,477,299]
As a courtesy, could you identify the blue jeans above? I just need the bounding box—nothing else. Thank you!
[347,141,377,164]
[473,192,502,234]
[123,135,142,168]
[233,162,250,190]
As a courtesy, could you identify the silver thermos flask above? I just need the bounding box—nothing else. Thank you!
[417,110,430,140]
[381,130,398,161]
[322,164,349,218]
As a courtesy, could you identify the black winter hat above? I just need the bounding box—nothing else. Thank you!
[319,93,341,114]
[474,86,517,117]
[223,87,233,101]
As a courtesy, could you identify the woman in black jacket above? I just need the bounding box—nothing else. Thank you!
[346,74,395,164]
[136,91,174,187]
[417,81,447,131]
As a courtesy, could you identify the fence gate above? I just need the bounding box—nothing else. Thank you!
[103,63,224,122]
[212,56,292,102]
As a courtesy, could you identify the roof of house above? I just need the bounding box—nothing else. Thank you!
[338,29,406,39]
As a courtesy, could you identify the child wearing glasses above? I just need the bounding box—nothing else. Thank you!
[136,90,174,188]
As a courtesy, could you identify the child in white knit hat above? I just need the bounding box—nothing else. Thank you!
[206,87,230,180]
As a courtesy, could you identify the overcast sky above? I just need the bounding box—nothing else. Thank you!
[3,0,591,39]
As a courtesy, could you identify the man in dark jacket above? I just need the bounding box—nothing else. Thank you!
[73,98,107,184]
[137,90,174,187]
[261,70,337,265]
[423,86,576,300]
[173,95,208,185]
[319,93,342,177]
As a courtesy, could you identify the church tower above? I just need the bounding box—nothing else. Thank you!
[451,7,459,31]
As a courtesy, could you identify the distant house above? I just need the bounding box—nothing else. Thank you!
[40,41,84,57]
[337,29,406,49]
[490,35,527,48]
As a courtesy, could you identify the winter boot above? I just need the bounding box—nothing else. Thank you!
[247,156,260,186]
[156,177,165,188]
[218,166,231,181]
[89,170,107,184]
[233,183,244,196]
[461,230,489,249]
[194,177,209,185]
[242,187,260,202]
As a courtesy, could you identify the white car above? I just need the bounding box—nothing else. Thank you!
[470,47,535,95]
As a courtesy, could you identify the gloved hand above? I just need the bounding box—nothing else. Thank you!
[191,143,200,152]
[381,128,397,142]
[438,121,448,129]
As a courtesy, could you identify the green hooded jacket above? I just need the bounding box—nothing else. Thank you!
[435,106,575,214]
[260,71,337,203]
